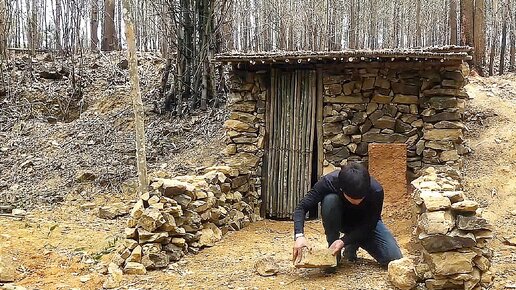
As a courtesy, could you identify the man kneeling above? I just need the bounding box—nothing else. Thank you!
[292,162,402,270]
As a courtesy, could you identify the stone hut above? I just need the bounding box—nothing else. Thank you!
[215,46,472,219]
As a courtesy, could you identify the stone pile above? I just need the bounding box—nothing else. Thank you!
[109,166,259,278]
[409,167,494,290]
[321,64,469,177]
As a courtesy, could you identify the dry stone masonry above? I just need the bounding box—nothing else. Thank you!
[223,69,267,215]
[321,63,469,177]
[401,167,494,290]
[108,166,259,282]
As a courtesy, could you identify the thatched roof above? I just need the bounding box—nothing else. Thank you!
[214,46,472,65]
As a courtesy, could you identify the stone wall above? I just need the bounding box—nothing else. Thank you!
[321,63,469,177]
[410,167,494,290]
[222,69,267,216]
[108,166,259,280]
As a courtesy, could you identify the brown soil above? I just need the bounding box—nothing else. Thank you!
[1,74,515,289]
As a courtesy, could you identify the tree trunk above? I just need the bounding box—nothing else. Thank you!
[450,0,458,45]
[500,0,508,75]
[121,0,148,198]
[489,1,499,76]
[102,0,117,51]
[349,0,356,49]
[416,0,421,46]
[0,0,6,58]
[55,0,61,51]
[510,4,516,71]
[474,0,486,74]
[460,0,474,47]
[91,0,98,50]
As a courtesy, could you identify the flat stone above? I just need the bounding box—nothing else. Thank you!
[324,83,342,95]
[223,120,257,133]
[142,251,170,269]
[351,111,368,125]
[123,262,147,275]
[387,258,417,290]
[323,122,342,136]
[323,96,367,104]
[362,78,375,90]
[362,132,407,143]
[392,83,419,95]
[423,112,461,122]
[375,77,390,89]
[371,94,392,104]
[418,211,454,235]
[440,150,460,162]
[423,129,463,141]
[422,88,469,98]
[255,257,279,277]
[373,116,396,129]
[426,140,455,150]
[229,101,256,113]
[327,146,350,163]
[425,278,462,290]
[392,94,419,104]
[137,229,169,244]
[342,124,359,135]
[442,191,464,203]
[425,251,476,275]
[226,153,260,173]
[456,215,492,231]
[423,97,458,110]
[98,203,129,219]
[330,134,350,146]
[294,248,336,268]
[159,179,195,196]
[419,229,476,253]
[451,200,479,213]
[421,194,451,211]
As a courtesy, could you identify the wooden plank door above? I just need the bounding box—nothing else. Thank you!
[265,69,317,219]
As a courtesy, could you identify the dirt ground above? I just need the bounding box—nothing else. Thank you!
[1,75,515,289]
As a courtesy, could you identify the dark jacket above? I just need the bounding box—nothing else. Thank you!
[293,170,384,245]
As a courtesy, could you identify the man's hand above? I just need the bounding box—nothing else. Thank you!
[292,236,308,264]
[329,239,344,256]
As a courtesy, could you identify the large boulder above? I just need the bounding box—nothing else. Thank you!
[388,258,417,290]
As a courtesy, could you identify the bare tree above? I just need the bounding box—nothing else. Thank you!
[91,0,99,50]
[102,0,118,50]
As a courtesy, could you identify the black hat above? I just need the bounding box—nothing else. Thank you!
[338,162,371,199]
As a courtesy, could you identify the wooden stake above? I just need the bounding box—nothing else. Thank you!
[122,0,148,198]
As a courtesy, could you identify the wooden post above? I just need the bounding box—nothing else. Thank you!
[122,0,148,198]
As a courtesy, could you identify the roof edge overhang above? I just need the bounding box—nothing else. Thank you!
[214,46,473,65]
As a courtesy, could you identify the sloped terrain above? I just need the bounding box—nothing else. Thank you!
[0,56,514,289]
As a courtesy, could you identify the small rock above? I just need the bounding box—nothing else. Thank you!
[79,274,91,282]
[97,203,129,219]
[255,257,279,277]
[0,255,16,282]
[387,258,417,290]
[451,200,479,213]
[11,209,26,216]
[80,203,96,210]
[123,262,146,275]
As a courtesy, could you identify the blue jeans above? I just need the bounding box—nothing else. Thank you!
[321,194,402,266]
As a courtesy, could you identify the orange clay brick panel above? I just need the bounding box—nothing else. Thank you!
[368,143,407,203]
